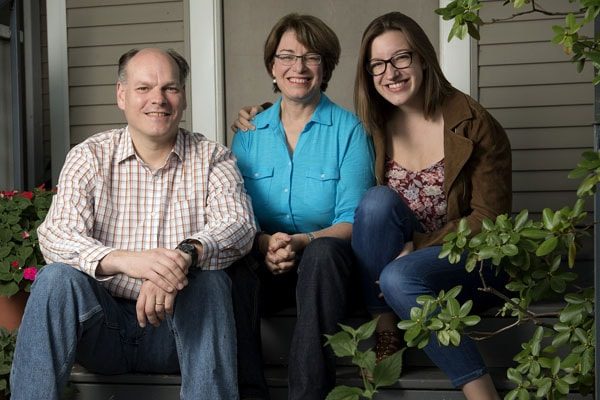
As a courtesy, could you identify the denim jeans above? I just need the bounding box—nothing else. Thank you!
[10,263,238,400]
[228,237,356,400]
[352,186,506,387]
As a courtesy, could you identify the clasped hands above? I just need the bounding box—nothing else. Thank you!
[101,248,193,328]
[257,232,304,275]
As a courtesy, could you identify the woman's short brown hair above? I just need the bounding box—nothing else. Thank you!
[354,12,454,136]
[264,13,340,92]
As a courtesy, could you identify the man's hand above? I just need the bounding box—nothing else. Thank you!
[136,280,177,328]
[230,104,263,132]
[99,249,189,293]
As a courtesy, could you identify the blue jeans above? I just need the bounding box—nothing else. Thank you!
[352,186,506,387]
[10,263,238,400]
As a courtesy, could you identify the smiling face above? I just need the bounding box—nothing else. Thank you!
[116,49,186,145]
[369,30,424,111]
[271,30,323,105]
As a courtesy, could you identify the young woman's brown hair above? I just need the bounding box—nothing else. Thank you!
[354,12,454,137]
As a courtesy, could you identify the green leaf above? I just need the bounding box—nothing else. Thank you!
[355,318,378,341]
[520,228,547,239]
[507,368,523,384]
[324,331,355,357]
[555,378,570,395]
[536,236,558,256]
[462,315,481,327]
[0,282,19,297]
[325,385,362,400]
[542,208,555,229]
[352,350,376,371]
[514,209,529,230]
[372,348,405,386]
[445,285,462,299]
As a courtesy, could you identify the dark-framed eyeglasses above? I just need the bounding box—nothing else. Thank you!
[367,52,413,76]
[274,53,322,67]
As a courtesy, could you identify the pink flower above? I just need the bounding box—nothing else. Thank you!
[21,231,30,239]
[10,261,19,269]
[23,267,37,281]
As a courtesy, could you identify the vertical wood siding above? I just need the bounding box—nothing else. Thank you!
[477,0,594,215]
[65,0,187,145]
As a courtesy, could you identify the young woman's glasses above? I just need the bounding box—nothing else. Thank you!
[274,53,322,66]
[367,52,413,76]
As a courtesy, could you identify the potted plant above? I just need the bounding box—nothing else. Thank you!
[0,186,55,331]
[0,328,16,400]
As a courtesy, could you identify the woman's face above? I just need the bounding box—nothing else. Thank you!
[369,30,424,110]
[271,30,323,105]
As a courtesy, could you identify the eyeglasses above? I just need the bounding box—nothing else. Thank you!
[367,52,413,76]
[274,53,322,66]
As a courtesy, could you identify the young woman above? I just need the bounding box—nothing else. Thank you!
[351,12,511,400]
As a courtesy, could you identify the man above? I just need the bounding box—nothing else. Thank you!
[10,48,255,400]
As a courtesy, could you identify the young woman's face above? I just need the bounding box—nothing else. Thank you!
[369,30,424,110]
[271,30,323,105]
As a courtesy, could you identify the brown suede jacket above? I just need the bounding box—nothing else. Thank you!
[371,90,512,249]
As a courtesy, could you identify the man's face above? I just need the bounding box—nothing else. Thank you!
[116,49,186,143]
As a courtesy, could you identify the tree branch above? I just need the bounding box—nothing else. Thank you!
[486,1,585,24]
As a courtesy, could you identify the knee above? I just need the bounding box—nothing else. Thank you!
[32,263,87,293]
[300,238,349,273]
[378,261,422,302]
[355,186,403,224]
[182,270,232,308]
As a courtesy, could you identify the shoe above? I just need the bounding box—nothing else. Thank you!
[375,330,401,363]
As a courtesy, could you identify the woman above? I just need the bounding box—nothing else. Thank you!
[228,13,374,400]
[351,12,511,400]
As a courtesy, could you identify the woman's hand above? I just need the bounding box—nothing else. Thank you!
[264,232,296,274]
[230,104,264,132]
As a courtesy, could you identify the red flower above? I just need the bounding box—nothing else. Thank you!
[10,261,19,269]
[23,267,37,281]
[21,231,30,239]
[18,191,34,200]
[0,190,17,198]
[36,183,46,190]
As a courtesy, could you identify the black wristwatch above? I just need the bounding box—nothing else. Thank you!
[176,240,199,267]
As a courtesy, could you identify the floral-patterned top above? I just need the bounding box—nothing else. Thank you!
[385,157,447,233]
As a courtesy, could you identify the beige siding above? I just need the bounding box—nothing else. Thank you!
[476,0,594,262]
[66,0,188,146]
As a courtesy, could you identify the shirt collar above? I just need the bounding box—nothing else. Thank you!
[254,93,333,129]
[117,126,184,164]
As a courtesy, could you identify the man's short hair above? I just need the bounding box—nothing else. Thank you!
[117,48,190,86]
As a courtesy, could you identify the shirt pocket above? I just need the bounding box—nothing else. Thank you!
[242,166,274,211]
[303,167,340,215]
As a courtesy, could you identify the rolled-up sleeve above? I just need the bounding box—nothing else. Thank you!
[37,147,115,278]
[189,145,256,269]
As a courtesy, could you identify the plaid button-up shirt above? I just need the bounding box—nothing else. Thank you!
[38,127,255,299]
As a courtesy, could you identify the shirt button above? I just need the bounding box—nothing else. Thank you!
[254,172,259,177]
[320,174,325,178]
[284,188,288,193]
[288,162,291,166]
[286,214,290,219]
